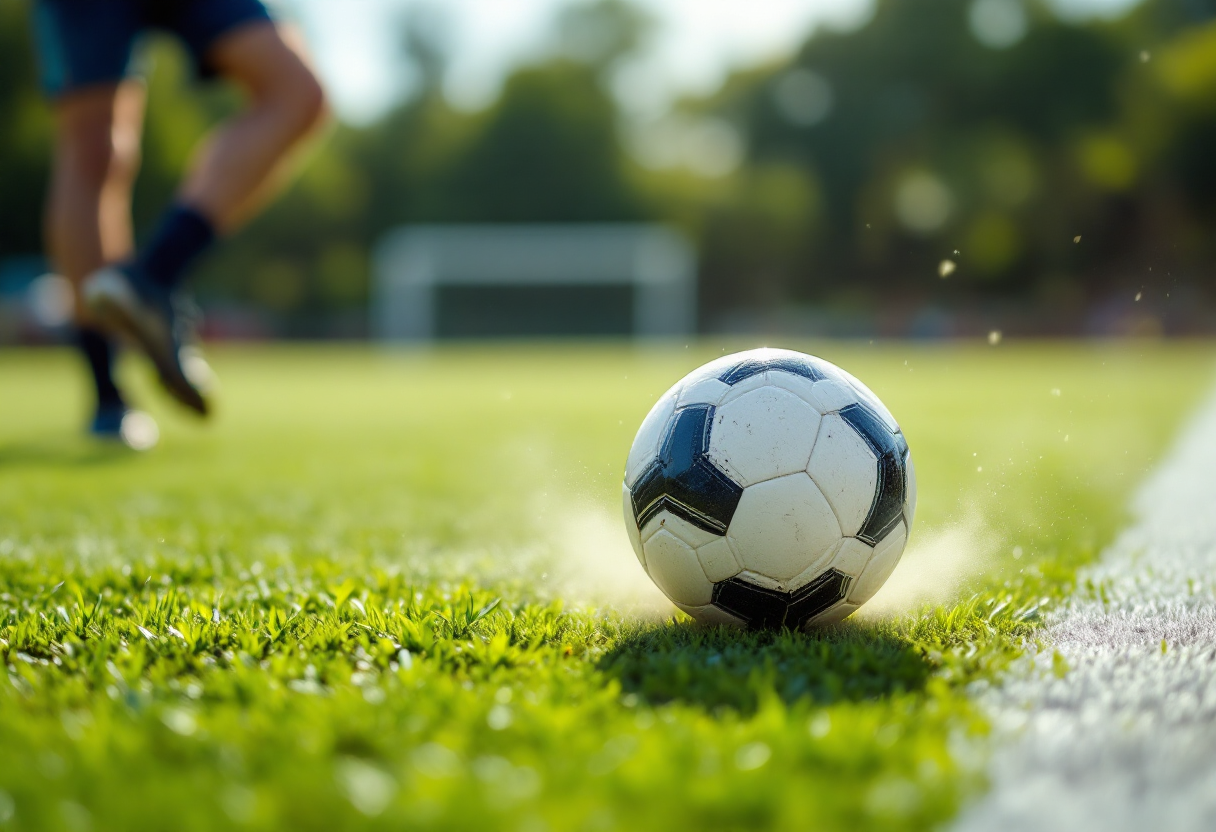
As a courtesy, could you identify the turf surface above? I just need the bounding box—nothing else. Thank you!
[0,341,1211,832]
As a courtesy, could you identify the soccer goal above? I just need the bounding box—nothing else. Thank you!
[372,224,697,341]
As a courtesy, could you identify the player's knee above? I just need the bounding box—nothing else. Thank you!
[267,63,328,139]
[60,118,141,188]
[61,125,118,188]
[288,68,329,138]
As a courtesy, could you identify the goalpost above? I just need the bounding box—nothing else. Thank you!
[372,224,697,341]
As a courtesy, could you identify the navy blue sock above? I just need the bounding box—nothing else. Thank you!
[76,326,124,410]
[133,203,216,291]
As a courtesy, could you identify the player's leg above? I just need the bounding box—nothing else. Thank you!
[46,82,144,290]
[46,84,134,412]
[89,20,327,306]
[180,22,329,231]
[46,82,158,448]
[34,0,160,448]
[83,9,327,416]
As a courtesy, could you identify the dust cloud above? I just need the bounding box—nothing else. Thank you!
[497,431,671,617]
[543,501,1004,623]
[857,511,1002,619]
[540,497,674,619]
[524,431,1001,623]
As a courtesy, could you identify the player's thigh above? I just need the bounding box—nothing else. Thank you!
[206,21,324,110]
[169,0,318,99]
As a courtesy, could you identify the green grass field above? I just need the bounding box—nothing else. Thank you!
[0,341,1211,832]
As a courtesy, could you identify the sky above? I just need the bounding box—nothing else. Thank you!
[288,0,1142,125]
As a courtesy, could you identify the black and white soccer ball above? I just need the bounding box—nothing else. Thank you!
[622,348,916,628]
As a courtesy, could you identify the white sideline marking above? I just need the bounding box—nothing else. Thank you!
[954,384,1216,832]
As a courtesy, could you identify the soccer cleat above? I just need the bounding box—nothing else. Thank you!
[81,267,212,416]
[90,404,160,451]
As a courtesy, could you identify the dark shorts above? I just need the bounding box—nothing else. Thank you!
[32,0,273,97]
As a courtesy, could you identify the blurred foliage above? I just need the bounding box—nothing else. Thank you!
[0,0,51,257]
[695,0,1216,327]
[3,0,1216,331]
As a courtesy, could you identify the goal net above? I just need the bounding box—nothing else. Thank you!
[372,224,696,340]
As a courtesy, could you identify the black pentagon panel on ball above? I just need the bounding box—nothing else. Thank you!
[631,405,744,535]
[718,354,829,386]
[784,569,853,627]
[839,403,908,545]
[711,569,852,629]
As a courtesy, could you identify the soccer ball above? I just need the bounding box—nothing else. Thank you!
[622,348,916,628]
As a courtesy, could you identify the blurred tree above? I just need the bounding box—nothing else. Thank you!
[697,0,1127,305]
[0,0,52,258]
[555,0,653,73]
[430,62,645,222]
[664,0,1216,330]
[399,2,451,97]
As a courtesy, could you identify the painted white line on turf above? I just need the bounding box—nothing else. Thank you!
[953,382,1216,832]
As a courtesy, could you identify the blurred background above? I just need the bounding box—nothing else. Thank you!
[2,0,1216,343]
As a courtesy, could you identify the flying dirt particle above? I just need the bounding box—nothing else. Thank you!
[1140,50,1151,63]
[988,330,1002,346]
[1073,235,1082,243]
[1051,388,1061,397]
[1134,292,1142,302]
[938,259,957,279]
